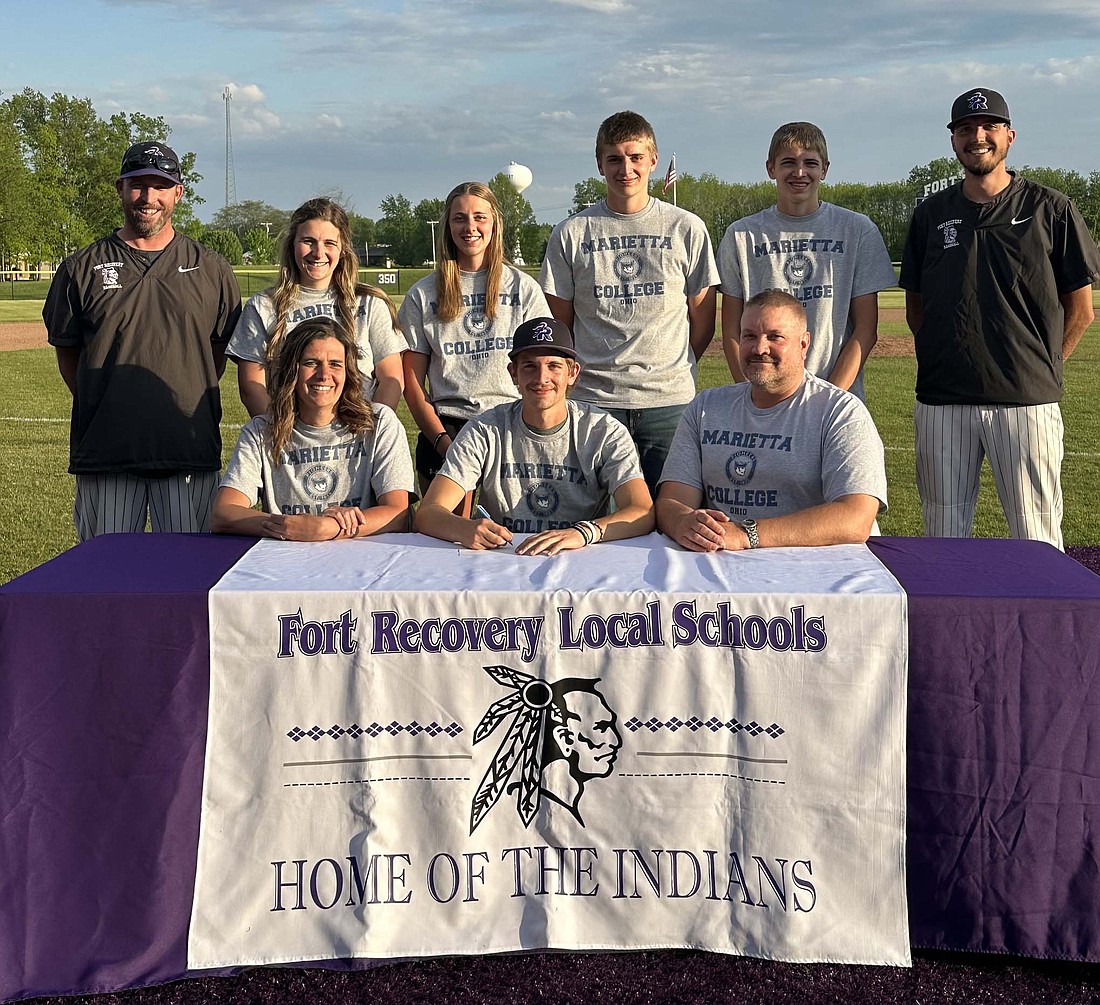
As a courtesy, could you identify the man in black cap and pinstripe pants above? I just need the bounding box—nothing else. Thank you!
[900,87,1100,550]
[44,142,241,540]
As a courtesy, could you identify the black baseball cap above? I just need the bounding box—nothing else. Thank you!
[118,142,183,185]
[947,89,1011,130]
[509,317,578,360]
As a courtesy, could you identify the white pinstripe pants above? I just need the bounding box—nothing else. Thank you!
[914,402,1064,550]
[73,471,220,542]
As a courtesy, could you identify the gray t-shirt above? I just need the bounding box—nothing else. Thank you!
[437,400,643,532]
[398,266,550,420]
[226,286,405,400]
[717,203,896,400]
[659,374,887,522]
[539,198,720,408]
[221,404,414,516]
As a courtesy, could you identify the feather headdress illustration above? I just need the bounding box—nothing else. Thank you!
[470,665,621,832]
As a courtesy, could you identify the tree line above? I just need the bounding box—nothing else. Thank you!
[6,89,1100,268]
[179,161,1100,268]
[0,88,205,266]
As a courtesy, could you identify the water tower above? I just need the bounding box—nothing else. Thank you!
[504,162,532,265]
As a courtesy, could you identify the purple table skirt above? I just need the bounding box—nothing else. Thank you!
[1,534,1097,1000]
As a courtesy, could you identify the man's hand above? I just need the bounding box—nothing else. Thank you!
[668,507,731,552]
[463,517,514,551]
[515,526,586,557]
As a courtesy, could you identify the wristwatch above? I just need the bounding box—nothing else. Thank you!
[740,519,760,549]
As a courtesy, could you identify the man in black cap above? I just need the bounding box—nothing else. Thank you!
[900,88,1100,550]
[44,142,242,539]
[415,317,654,554]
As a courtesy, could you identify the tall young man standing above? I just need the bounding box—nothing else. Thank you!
[540,111,719,494]
[717,122,896,400]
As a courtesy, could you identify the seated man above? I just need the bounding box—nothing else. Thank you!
[415,317,654,556]
[657,289,886,551]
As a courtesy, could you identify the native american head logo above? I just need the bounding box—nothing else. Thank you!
[783,253,813,287]
[470,665,621,832]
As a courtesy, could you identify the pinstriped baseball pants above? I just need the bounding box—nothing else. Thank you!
[73,471,220,542]
[914,402,1064,550]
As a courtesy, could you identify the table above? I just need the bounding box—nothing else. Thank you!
[1,534,1097,1000]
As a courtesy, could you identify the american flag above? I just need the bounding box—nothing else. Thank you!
[662,154,677,194]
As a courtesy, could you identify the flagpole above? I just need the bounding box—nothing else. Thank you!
[672,153,678,207]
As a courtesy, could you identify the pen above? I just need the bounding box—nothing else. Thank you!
[475,504,513,548]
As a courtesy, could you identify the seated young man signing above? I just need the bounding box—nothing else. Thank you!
[657,289,886,551]
[415,317,654,556]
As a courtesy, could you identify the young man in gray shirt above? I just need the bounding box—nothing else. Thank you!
[415,317,654,556]
[540,111,719,494]
[717,122,896,400]
[658,290,886,551]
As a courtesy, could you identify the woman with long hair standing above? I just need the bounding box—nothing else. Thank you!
[400,181,549,501]
[228,198,406,416]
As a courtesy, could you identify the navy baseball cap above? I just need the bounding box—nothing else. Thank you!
[118,142,183,184]
[948,89,1011,130]
[509,317,577,360]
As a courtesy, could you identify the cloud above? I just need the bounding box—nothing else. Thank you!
[224,82,282,136]
[550,0,629,10]
[20,0,1100,220]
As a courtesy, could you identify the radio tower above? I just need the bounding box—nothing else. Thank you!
[223,85,237,209]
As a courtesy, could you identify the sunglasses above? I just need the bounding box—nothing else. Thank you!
[121,152,180,176]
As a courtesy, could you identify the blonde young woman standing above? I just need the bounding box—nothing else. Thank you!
[228,198,406,416]
[400,182,549,500]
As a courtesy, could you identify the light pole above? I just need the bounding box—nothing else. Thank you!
[428,219,437,265]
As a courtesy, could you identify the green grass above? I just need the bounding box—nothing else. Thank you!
[3,312,1100,584]
[0,278,54,300]
[0,301,47,323]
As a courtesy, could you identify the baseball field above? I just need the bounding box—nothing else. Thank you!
[2,289,1098,584]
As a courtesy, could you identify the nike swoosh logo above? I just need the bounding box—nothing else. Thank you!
[178,265,201,273]
[1011,216,1032,225]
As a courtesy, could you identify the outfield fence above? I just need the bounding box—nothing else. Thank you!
[2,266,547,302]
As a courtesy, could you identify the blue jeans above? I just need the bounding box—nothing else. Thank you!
[601,403,687,499]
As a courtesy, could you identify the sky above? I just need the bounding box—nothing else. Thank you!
[3,0,1100,226]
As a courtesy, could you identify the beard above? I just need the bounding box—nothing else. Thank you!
[958,145,1008,177]
[123,203,170,238]
[744,359,791,394]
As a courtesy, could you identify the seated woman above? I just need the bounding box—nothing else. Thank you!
[414,317,654,556]
[212,317,413,541]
